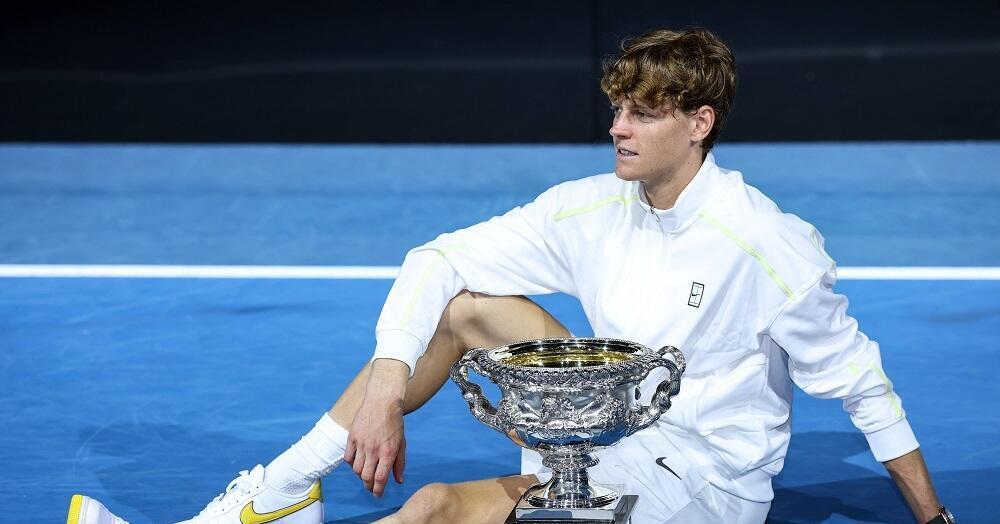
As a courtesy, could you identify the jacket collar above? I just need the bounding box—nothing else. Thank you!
[636,152,720,233]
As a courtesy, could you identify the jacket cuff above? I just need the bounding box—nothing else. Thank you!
[371,330,424,377]
[865,418,920,463]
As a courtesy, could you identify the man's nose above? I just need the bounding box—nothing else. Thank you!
[609,113,630,139]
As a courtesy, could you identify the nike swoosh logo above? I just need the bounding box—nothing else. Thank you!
[655,457,682,480]
[240,482,321,524]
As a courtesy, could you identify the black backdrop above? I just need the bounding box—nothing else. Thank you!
[2,1,998,143]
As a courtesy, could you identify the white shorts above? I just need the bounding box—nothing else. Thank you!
[520,425,770,524]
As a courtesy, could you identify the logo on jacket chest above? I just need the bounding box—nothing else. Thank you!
[687,282,705,308]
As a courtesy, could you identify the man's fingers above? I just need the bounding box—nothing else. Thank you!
[372,455,394,497]
[393,441,406,484]
[344,438,356,466]
[360,450,379,492]
[352,448,366,475]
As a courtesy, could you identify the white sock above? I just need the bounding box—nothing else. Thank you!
[265,413,349,494]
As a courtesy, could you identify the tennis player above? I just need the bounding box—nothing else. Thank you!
[68,28,954,524]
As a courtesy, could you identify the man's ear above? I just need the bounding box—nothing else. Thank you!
[690,105,716,143]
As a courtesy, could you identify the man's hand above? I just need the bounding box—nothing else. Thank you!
[344,358,410,497]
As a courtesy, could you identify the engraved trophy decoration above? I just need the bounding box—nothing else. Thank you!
[450,338,685,523]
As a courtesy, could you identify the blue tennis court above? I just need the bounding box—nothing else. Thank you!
[1,143,997,522]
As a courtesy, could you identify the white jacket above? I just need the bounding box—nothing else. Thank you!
[372,153,918,502]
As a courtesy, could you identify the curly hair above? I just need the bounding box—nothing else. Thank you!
[601,28,737,153]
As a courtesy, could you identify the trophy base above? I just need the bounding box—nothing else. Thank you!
[506,494,637,523]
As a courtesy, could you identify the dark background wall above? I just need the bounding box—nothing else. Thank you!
[2,1,998,143]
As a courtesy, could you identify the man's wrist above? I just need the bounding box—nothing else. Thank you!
[925,506,955,524]
[372,357,410,373]
[367,358,410,402]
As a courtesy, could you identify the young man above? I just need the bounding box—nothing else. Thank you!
[69,28,953,524]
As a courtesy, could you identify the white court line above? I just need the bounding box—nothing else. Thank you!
[0,264,400,279]
[836,267,1000,280]
[0,264,999,280]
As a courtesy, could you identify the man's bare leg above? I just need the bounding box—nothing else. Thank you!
[330,291,569,495]
[376,474,540,524]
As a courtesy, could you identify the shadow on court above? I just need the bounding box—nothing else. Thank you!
[769,431,990,523]
[77,422,288,523]
[770,431,904,522]
[76,421,514,523]
[326,509,397,523]
[76,423,988,523]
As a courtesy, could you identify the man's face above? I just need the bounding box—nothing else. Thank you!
[609,98,700,185]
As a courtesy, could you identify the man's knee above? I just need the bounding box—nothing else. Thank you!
[394,482,455,523]
[439,291,565,354]
[442,290,481,328]
[440,291,491,344]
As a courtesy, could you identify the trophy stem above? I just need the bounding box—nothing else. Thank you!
[524,450,620,509]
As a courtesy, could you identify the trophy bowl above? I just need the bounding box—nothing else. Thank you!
[450,338,685,520]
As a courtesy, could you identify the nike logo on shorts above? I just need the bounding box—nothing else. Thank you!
[655,456,682,480]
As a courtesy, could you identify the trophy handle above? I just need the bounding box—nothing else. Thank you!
[449,348,503,432]
[627,345,686,436]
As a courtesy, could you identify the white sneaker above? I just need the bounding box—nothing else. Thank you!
[178,464,323,524]
[66,494,129,524]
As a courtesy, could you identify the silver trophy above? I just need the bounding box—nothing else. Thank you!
[450,337,685,523]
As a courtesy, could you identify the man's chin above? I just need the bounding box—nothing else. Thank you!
[614,169,643,182]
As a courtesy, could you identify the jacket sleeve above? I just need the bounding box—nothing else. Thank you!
[372,185,576,374]
[767,267,920,462]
